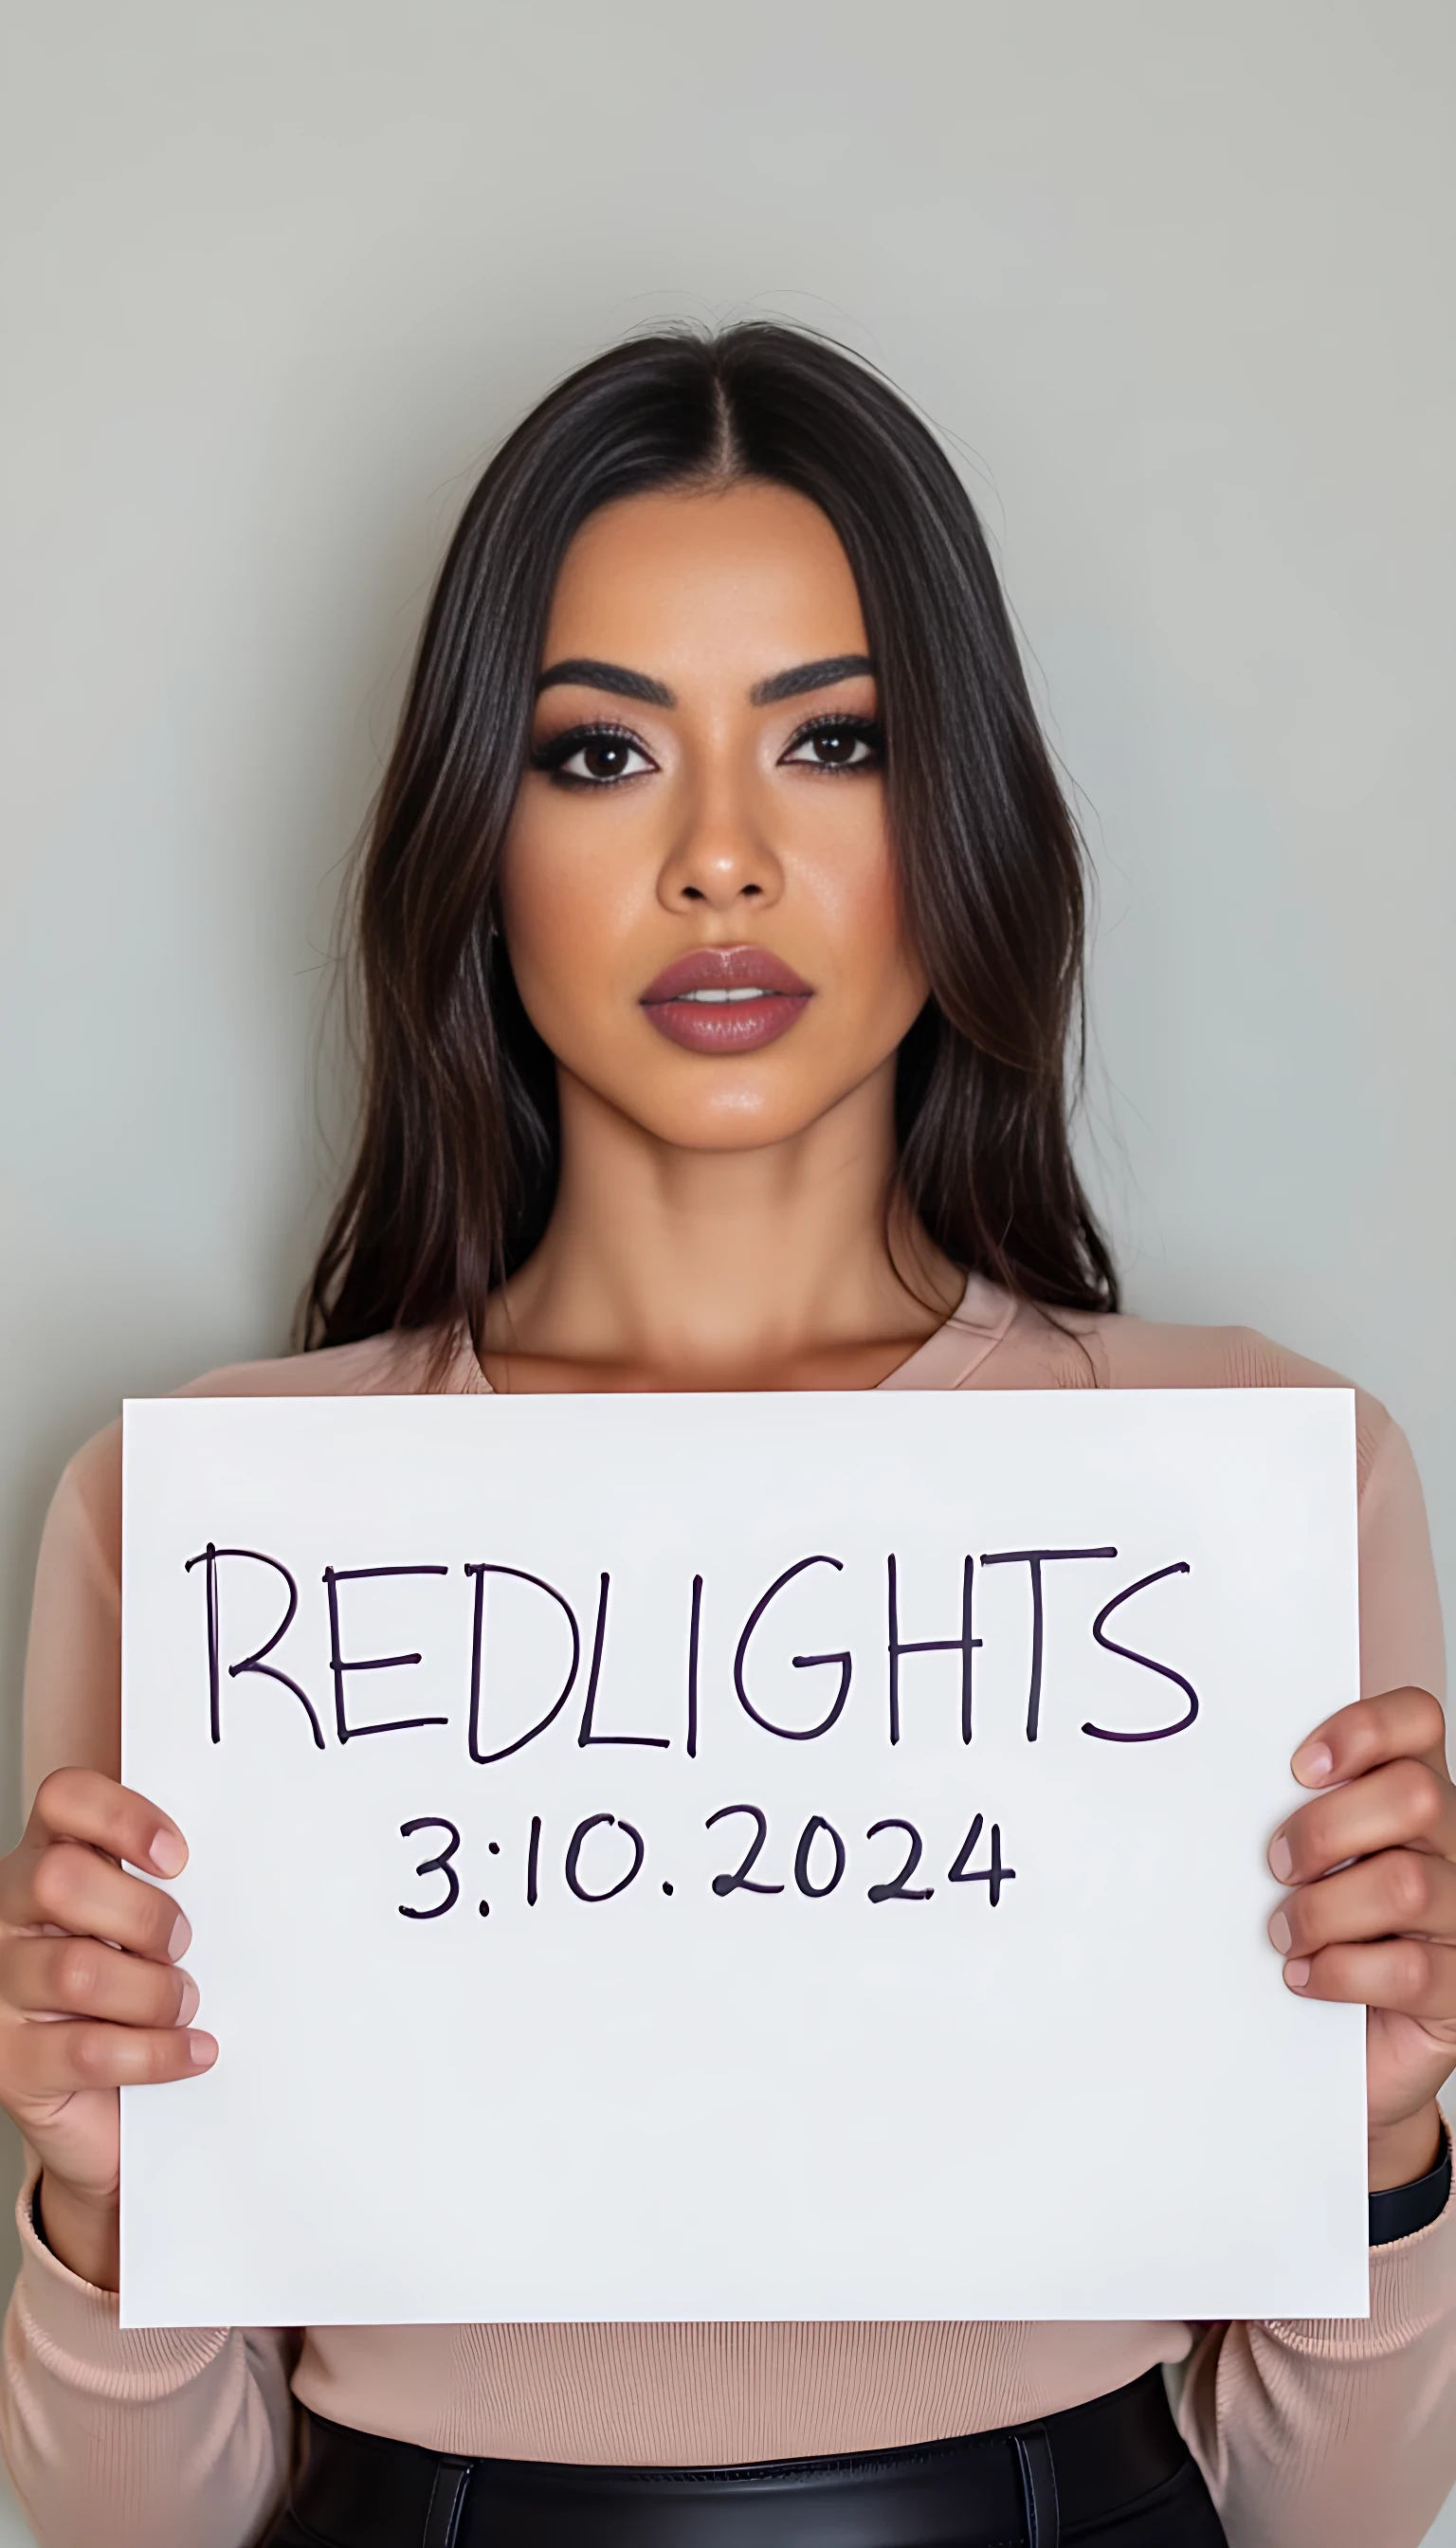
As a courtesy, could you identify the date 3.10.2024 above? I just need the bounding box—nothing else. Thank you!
[396,1803,1015,1920]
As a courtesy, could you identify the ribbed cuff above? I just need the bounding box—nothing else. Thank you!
[14,2175,229,2395]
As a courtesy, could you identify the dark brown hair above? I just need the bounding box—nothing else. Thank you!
[305,321,1117,1354]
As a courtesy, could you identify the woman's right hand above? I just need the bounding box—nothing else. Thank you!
[0,1769,215,2286]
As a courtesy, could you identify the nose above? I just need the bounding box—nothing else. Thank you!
[657,762,784,915]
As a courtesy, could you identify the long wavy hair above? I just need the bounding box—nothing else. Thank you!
[304,321,1117,1356]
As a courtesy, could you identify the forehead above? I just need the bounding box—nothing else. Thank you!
[540,482,868,679]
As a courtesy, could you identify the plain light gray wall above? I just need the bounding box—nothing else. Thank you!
[2,2,1452,2539]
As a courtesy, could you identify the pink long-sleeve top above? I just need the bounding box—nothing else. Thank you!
[3,1278,1453,2548]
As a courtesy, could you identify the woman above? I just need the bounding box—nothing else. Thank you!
[0,323,1452,2548]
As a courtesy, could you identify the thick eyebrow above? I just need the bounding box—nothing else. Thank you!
[534,650,877,712]
[749,653,875,706]
[536,657,676,706]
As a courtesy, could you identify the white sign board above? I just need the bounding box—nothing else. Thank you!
[120,1388,1367,2328]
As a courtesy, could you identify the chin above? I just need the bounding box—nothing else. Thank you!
[638,1095,831,1153]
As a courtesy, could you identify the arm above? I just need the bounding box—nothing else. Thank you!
[1179,1411,1456,2548]
[0,1436,296,2548]
[1180,2185,1456,2548]
[5,2175,295,2548]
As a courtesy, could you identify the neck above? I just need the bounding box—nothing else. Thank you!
[487,1058,961,1386]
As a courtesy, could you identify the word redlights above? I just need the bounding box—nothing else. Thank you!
[184,1543,1200,1759]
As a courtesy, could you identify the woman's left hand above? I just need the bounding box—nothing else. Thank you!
[1269,1684,1456,2190]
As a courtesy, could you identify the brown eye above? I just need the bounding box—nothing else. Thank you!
[533,723,656,787]
[578,737,637,780]
[781,717,883,772]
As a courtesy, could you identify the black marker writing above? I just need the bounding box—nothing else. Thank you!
[686,1573,703,1759]
[184,1544,324,1750]
[577,1573,670,1750]
[386,1803,1016,1919]
[865,1817,933,1902]
[186,1538,1203,1764]
[887,1553,979,1745]
[706,1802,784,1896]
[948,1812,1015,1904]
[1084,1562,1198,1741]
[323,1564,449,1742]
[398,1815,461,1918]
[564,1812,646,1902]
[734,1556,851,1741]
[793,1814,846,1899]
[979,1546,1118,1740]
[465,1564,581,1766]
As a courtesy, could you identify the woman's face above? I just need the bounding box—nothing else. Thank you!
[500,480,928,1155]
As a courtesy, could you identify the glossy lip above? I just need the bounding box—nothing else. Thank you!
[640,944,813,1056]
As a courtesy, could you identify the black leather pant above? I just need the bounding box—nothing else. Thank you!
[267,2368,1228,2547]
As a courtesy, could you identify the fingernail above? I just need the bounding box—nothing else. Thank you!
[1284,1958,1311,1992]
[169,1911,192,1960]
[1292,1741,1335,1787]
[1268,1832,1294,1883]
[1267,1910,1292,1954]
[176,1975,199,2025]
[150,1828,186,1877]
[187,2030,217,2068]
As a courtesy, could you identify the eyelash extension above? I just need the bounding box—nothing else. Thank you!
[529,719,648,780]
[529,719,638,769]
[782,711,886,768]
[530,711,884,787]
